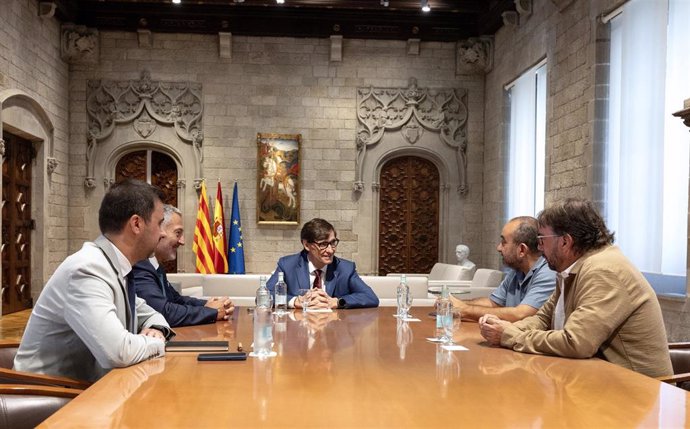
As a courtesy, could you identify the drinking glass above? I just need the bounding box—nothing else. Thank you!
[442,311,454,344]
[298,288,311,312]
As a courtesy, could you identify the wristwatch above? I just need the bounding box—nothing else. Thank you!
[337,298,346,309]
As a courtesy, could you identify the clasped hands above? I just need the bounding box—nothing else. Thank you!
[205,297,235,321]
[479,314,511,346]
[295,288,338,309]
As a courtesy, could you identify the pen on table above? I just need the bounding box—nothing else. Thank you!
[237,342,243,352]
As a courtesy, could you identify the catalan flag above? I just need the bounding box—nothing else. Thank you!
[212,181,229,274]
[228,182,245,274]
[193,180,215,274]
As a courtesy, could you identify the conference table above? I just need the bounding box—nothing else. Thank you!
[41,307,690,428]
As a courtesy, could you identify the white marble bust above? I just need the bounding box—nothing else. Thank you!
[455,244,476,273]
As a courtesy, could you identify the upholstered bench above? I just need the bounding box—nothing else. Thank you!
[167,273,435,307]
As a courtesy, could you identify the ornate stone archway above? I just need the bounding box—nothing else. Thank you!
[354,78,469,196]
[0,89,56,305]
[351,79,470,274]
[85,70,204,189]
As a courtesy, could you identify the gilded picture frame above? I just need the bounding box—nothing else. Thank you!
[256,133,301,225]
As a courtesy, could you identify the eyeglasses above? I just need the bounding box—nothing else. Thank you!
[312,239,340,250]
[537,234,562,245]
[312,239,339,250]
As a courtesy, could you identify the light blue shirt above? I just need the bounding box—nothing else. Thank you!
[490,256,556,309]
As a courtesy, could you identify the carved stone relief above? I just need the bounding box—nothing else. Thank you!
[133,110,157,139]
[219,32,232,59]
[502,11,519,28]
[85,70,204,189]
[550,0,574,12]
[515,0,532,19]
[61,24,99,64]
[38,2,57,18]
[456,37,493,75]
[137,29,152,48]
[46,157,58,174]
[330,35,343,62]
[355,78,469,195]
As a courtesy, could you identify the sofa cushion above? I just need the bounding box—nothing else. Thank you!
[171,273,437,307]
[429,263,474,281]
[202,274,264,297]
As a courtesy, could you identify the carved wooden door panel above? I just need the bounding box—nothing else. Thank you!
[2,133,34,314]
[115,149,179,272]
[379,156,439,276]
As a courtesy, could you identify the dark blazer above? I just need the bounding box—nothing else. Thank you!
[266,251,379,308]
[132,259,217,327]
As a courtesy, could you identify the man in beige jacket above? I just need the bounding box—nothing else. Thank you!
[480,198,672,378]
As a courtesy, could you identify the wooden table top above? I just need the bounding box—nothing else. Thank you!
[41,307,690,428]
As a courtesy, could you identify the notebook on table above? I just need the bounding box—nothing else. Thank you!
[165,341,229,352]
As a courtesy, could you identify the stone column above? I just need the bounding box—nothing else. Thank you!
[672,99,690,296]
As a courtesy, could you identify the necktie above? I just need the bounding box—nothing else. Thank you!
[314,269,322,289]
[126,272,137,333]
[156,266,168,298]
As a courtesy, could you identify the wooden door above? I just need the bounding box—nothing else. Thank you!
[378,156,439,275]
[115,149,178,272]
[2,133,35,314]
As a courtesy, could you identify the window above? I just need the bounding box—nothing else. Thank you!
[606,0,690,295]
[505,61,547,220]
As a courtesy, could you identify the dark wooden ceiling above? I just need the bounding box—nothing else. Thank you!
[53,0,515,41]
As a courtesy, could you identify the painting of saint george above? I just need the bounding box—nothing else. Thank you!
[257,133,300,225]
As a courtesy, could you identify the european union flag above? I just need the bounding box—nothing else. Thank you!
[228,182,245,274]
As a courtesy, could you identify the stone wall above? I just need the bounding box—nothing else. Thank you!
[0,0,70,299]
[5,0,690,341]
[482,0,618,267]
[485,0,690,339]
[68,33,485,275]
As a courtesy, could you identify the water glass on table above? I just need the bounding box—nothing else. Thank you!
[442,311,455,344]
[298,288,311,312]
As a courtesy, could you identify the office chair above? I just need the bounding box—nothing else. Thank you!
[0,341,19,370]
[657,342,690,390]
[0,340,90,390]
[0,384,82,429]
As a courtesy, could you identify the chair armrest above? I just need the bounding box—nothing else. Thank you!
[0,368,91,390]
[0,383,83,398]
[657,372,690,384]
[669,342,690,349]
[0,340,20,348]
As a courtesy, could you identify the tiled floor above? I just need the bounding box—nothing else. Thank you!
[0,309,30,341]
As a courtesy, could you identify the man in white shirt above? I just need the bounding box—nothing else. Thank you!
[14,179,173,382]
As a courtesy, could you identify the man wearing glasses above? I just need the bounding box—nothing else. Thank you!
[479,198,672,378]
[450,216,556,321]
[266,218,379,309]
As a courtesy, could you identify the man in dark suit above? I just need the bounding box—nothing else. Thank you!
[132,205,234,327]
[266,218,379,309]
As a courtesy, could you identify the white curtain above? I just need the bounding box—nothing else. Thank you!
[607,0,689,276]
[506,63,547,220]
[662,0,690,274]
